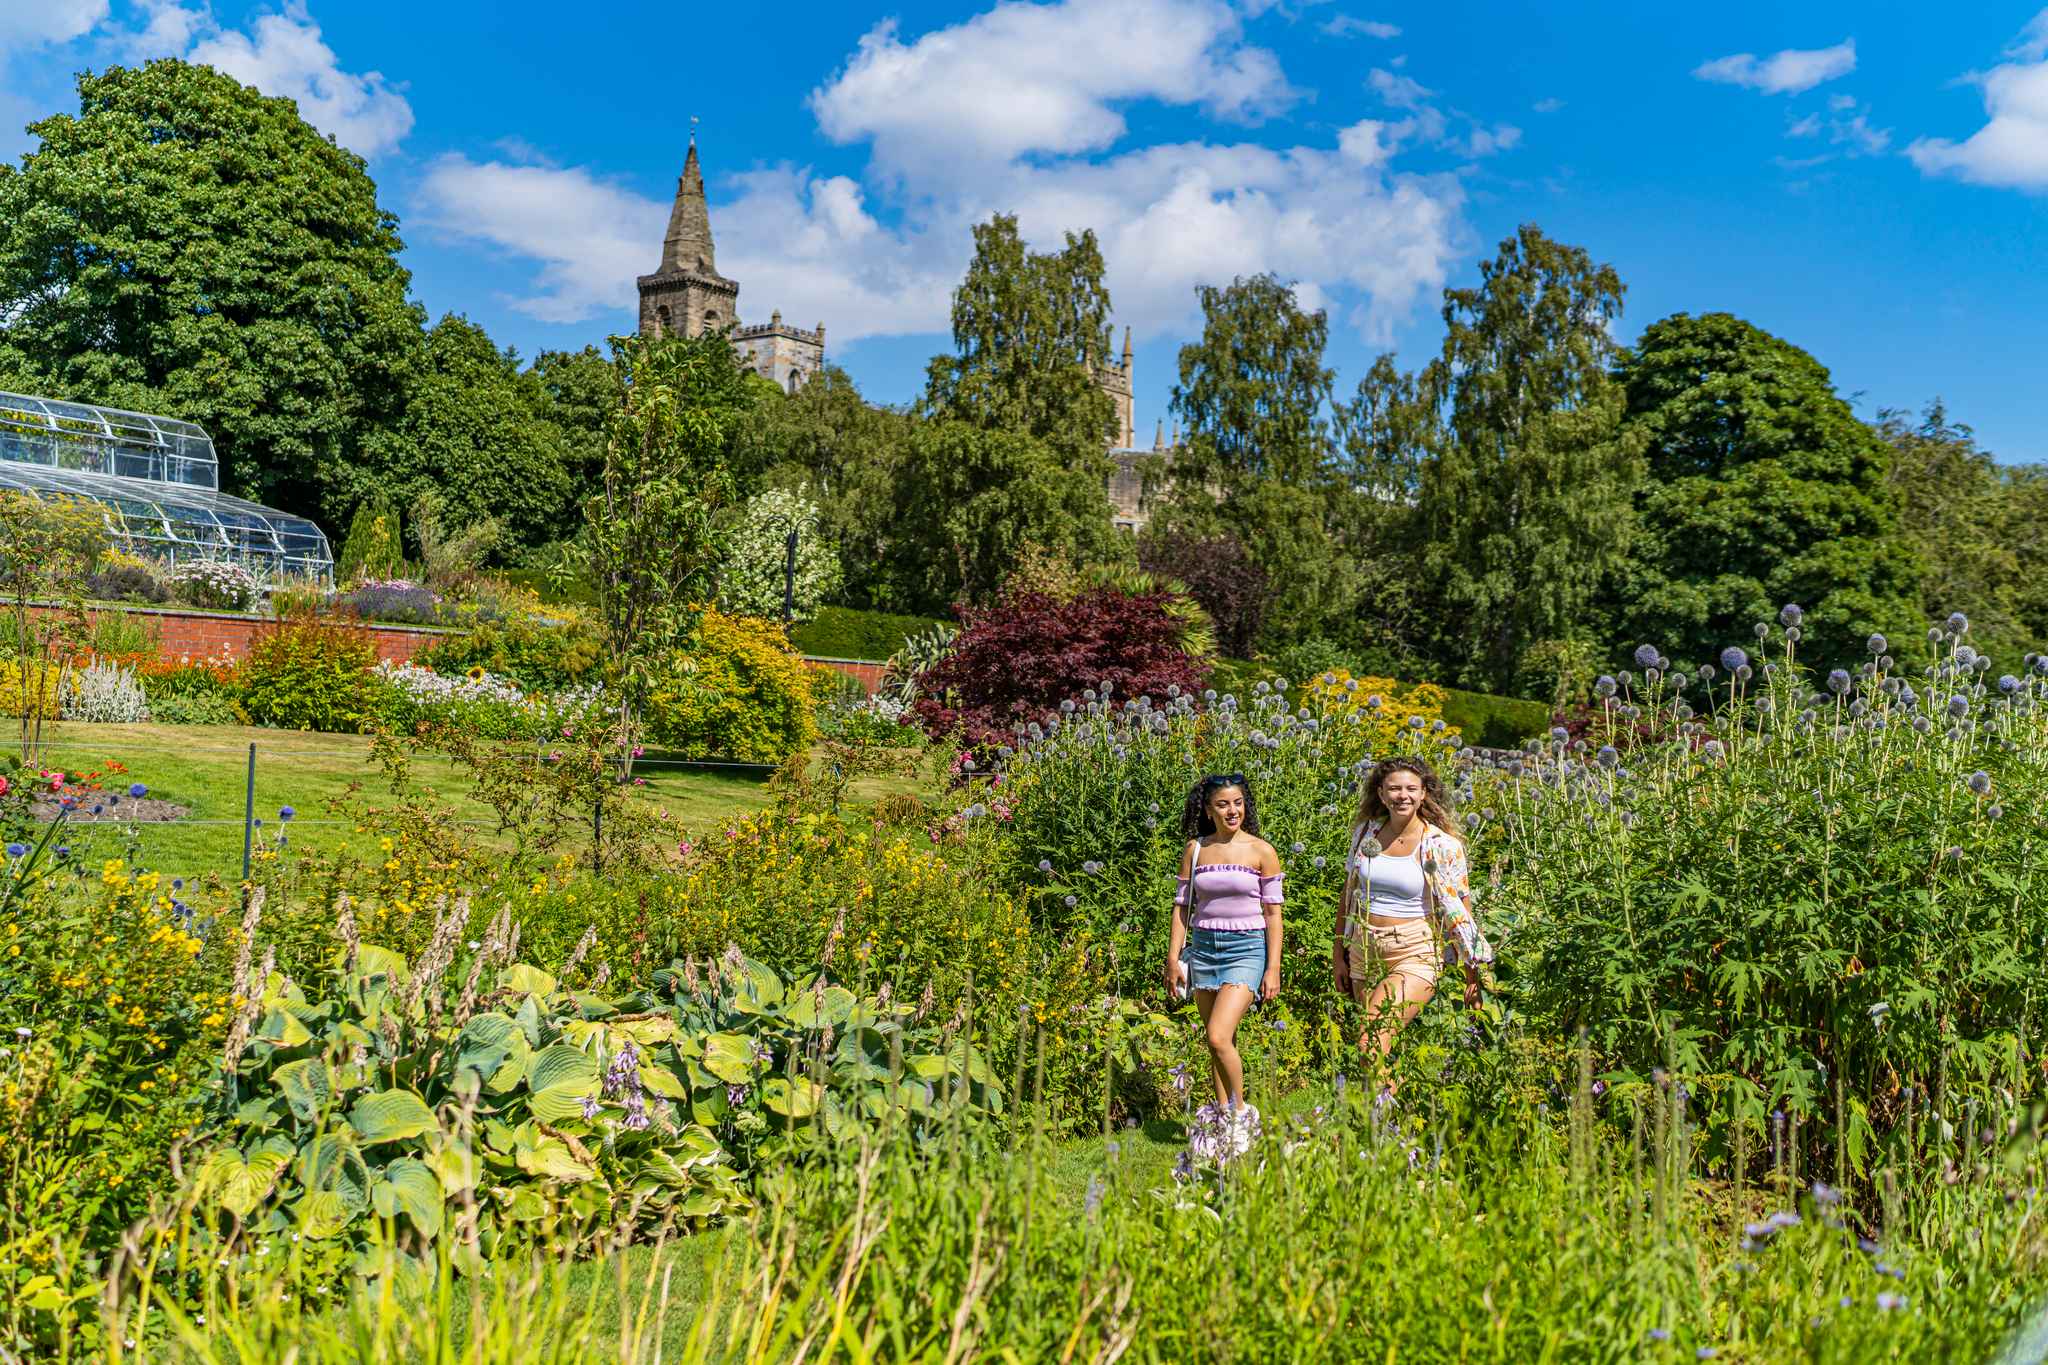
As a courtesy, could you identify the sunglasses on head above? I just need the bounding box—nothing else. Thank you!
[1202,773,1247,789]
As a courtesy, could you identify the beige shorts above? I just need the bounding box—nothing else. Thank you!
[1349,917,1440,995]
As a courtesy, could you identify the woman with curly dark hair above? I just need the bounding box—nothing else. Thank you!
[1333,756,1492,1090]
[1166,773,1285,1135]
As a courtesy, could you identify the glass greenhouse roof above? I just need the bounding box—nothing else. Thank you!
[0,390,332,581]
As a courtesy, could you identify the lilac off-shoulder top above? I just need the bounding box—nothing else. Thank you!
[1174,862,1285,932]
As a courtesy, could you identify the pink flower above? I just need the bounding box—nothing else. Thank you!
[632,777,647,786]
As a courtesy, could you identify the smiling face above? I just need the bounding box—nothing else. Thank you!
[1206,784,1247,835]
[1377,769,1425,823]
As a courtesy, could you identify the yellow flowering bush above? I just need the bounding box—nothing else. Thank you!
[0,659,68,718]
[1,856,230,1265]
[1300,671,1462,752]
[644,608,817,763]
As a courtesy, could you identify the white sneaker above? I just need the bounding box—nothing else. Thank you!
[1229,1102,1260,1155]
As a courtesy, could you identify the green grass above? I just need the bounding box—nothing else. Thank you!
[34,722,933,883]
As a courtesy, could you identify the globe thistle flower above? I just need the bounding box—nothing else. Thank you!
[1736,664,1753,682]
[1594,674,1618,698]
[128,782,147,798]
[1701,740,1726,761]
[1867,633,1887,656]
[1698,663,1718,683]
[1037,859,1053,873]
[1408,715,1425,730]
[1956,645,1979,668]
[1987,804,2004,820]
[1596,745,1619,768]
[1948,695,1970,718]
[1720,646,1749,673]
[1780,603,1804,627]
[1947,611,1970,635]
[1826,669,1851,695]
[1633,643,1660,668]
[1966,771,1992,795]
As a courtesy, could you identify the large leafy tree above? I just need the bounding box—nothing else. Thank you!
[1170,273,1335,489]
[1877,401,2047,665]
[923,213,1117,464]
[1159,275,1354,649]
[733,365,916,610]
[888,420,1124,612]
[334,314,577,554]
[1613,312,1920,669]
[0,60,423,519]
[1414,225,1644,693]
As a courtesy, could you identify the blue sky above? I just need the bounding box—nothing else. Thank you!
[2,0,2045,461]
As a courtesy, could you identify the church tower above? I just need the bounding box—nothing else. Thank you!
[639,135,824,391]
[1095,325,1136,448]
[638,135,739,339]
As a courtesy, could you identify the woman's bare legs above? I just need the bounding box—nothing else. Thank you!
[1353,969,1435,1095]
[1195,984,1257,1107]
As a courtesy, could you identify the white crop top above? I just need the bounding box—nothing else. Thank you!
[1353,845,1427,920]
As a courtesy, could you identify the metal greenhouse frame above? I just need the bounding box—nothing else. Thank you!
[0,390,333,582]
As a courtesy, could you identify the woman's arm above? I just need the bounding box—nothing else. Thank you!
[1165,840,1196,993]
[1422,831,1491,1005]
[1334,826,1357,987]
[1258,838,1284,1002]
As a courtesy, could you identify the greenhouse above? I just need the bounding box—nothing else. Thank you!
[0,390,333,581]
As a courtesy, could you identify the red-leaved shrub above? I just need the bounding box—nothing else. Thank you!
[911,586,1210,751]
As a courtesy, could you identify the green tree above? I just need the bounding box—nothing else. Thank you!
[1414,225,1644,693]
[335,495,404,584]
[1878,402,2048,664]
[924,213,1118,464]
[0,60,422,521]
[578,331,755,743]
[733,365,914,610]
[888,420,1124,611]
[339,314,576,555]
[529,345,617,526]
[1614,312,1920,669]
[1170,274,1335,489]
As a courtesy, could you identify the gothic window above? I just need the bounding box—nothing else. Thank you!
[705,310,719,332]
[787,370,803,394]
[655,305,671,336]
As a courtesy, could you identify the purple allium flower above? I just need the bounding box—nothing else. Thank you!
[1633,644,1660,668]
[128,783,147,798]
[1948,695,1970,718]
[1701,740,1725,761]
[1998,674,2020,695]
[1967,770,1992,795]
[1594,674,1617,698]
[279,806,295,821]
[1780,603,1804,627]
[1597,745,1619,768]
[1946,612,1970,635]
[1827,669,1852,695]
[1867,634,1887,656]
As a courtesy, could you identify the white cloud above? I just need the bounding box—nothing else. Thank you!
[424,0,1475,345]
[808,0,1295,176]
[1906,14,2048,191]
[1323,15,1399,39]
[1367,66,1433,110]
[1694,39,1856,95]
[1827,92,1857,112]
[1532,97,1565,113]
[416,155,666,324]
[1831,112,1889,156]
[1786,112,1821,137]
[187,5,412,157]
[0,0,107,47]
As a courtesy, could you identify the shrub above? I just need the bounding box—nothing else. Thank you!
[149,690,244,726]
[241,613,378,731]
[1439,687,1551,750]
[1273,637,1355,686]
[85,560,168,604]
[165,558,260,611]
[881,622,957,705]
[792,606,949,661]
[1138,528,1271,658]
[413,615,604,691]
[60,659,150,723]
[717,486,841,623]
[0,659,67,719]
[910,587,1210,753]
[1299,671,1461,752]
[335,495,404,584]
[644,609,816,763]
[335,578,444,625]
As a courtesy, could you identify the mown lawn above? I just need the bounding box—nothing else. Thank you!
[35,722,932,883]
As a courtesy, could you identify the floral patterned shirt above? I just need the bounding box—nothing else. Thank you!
[1356,820,1495,967]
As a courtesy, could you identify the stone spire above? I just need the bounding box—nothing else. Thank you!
[1121,325,1132,366]
[1153,418,1165,450]
[659,135,716,275]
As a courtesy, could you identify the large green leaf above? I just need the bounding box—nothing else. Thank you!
[700,1032,757,1085]
[200,1136,295,1217]
[272,1057,334,1121]
[513,1132,596,1182]
[727,957,785,1014]
[253,1007,312,1048]
[786,984,856,1029]
[760,1077,821,1119]
[456,1014,530,1094]
[499,964,559,998]
[525,1044,600,1123]
[639,1063,689,1099]
[348,1089,437,1144]
[371,1156,445,1238]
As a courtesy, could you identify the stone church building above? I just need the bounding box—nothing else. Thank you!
[641,138,1170,528]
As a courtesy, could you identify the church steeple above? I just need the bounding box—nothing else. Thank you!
[659,134,717,275]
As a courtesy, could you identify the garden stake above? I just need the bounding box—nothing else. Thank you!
[240,740,256,881]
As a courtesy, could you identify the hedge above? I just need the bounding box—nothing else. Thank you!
[789,606,947,661]
[1439,687,1551,750]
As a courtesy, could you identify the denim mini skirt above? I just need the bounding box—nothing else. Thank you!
[1184,927,1268,994]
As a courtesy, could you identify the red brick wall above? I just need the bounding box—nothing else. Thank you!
[69,605,452,665]
[64,604,888,687]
